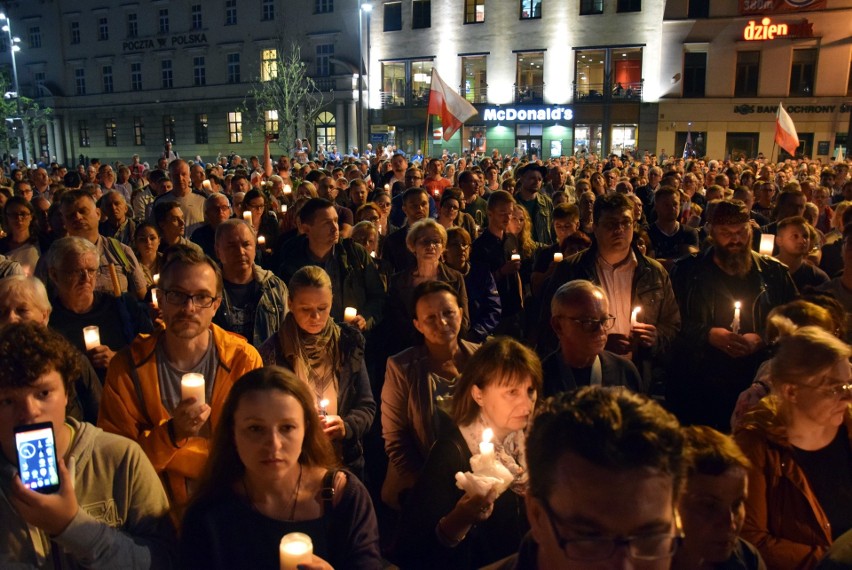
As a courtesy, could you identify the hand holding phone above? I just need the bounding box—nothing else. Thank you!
[14,423,60,494]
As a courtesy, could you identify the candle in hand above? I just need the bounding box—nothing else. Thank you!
[343,307,357,323]
[280,204,288,213]
[319,398,329,417]
[202,179,211,191]
[279,533,313,570]
[732,301,741,335]
[83,326,101,351]
[151,289,159,308]
[242,211,252,221]
[153,273,160,286]
[759,234,775,256]
[283,184,292,195]
[479,428,495,464]
[181,373,206,405]
[257,235,266,246]
[511,253,521,262]
[630,306,641,328]
[553,252,564,263]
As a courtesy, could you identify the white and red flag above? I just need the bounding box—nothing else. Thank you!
[775,102,800,156]
[427,68,478,141]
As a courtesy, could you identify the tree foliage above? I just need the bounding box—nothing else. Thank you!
[240,43,325,146]
[0,71,52,151]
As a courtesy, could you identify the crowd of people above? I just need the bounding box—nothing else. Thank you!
[0,138,851,569]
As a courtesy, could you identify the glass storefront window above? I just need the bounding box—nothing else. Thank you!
[575,50,605,100]
[575,47,642,101]
[611,124,637,156]
[382,62,406,107]
[612,48,642,99]
[461,56,487,104]
[516,52,544,103]
[574,124,602,157]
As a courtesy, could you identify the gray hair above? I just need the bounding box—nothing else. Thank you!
[0,275,51,314]
[100,189,126,205]
[205,192,229,207]
[46,236,98,274]
[214,218,252,244]
[406,218,447,251]
[551,279,607,316]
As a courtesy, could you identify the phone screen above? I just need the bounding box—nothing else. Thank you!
[14,422,60,494]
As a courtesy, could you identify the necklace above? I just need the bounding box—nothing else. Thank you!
[243,463,303,521]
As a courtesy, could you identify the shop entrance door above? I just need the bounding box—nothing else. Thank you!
[516,124,543,158]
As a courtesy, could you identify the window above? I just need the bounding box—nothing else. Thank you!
[75,68,86,95]
[464,0,485,23]
[228,111,243,143]
[159,9,169,33]
[133,117,145,145]
[413,0,431,28]
[264,109,279,134]
[70,21,80,44]
[194,56,206,86]
[34,72,46,95]
[688,0,709,18]
[790,48,817,97]
[580,0,603,15]
[131,62,142,91]
[611,124,637,155]
[315,112,336,149]
[516,124,543,157]
[98,17,109,41]
[104,119,117,147]
[574,124,602,155]
[384,3,402,32]
[682,52,706,98]
[191,5,203,30]
[225,0,238,25]
[261,49,278,81]
[735,51,759,97]
[195,113,209,144]
[161,60,173,88]
[411,60,434,106]
[382,62,406,107]
[676,130,706,158]
[520,0,541,19]
[316,44,334,77]
[102,66,113,93]
[262,0,275,20]
[227,53,241,83]
[316,0,333,13]
[78,120,90,147]
[575,47,642,101]
[163,115,176,143]
[516,52,544,103]
[461,55,487,104]
[29,26,41,48]
[617,0,641,12]
[127,13,138,37]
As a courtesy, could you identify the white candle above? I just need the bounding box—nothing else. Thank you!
[319,398,329,417]
[153,273,160,286]
[630,306,641,328]
[257,235,266,246]
[553,252,564,263]
[283,184,292,195]
[479,428,495,465]
[202,179,211,191]
[280,204,288,213]
[759,233,775,256]
[82,326,100,351]
[384,184,390,192]
[180,373,206,405]
[732,301,741,335]
[511,253,521,262]
[151,289,159,308]
[343,307,358,323]
[279,532,313,570]
[242,211,252,221]
[370,250,376,258]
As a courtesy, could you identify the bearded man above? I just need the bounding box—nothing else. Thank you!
[668,200,797,431]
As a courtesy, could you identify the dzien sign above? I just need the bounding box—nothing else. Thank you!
[482,107,573,122]
[743,17,814,40]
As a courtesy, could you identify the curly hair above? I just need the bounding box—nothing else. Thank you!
[0,322,80,396]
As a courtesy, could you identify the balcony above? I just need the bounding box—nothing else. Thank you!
[573,80,643,103]
[380,87,431,109]
[514,83,544,104]
[460,84,488,105]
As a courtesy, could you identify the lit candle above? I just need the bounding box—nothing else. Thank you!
[257,235,266,246]
[759,233,775,256]
[279,532,313,570]
[180,373,206,405]
[280,204,288,213]
[384,184,390,192]
[282,184,292,195]
[479,428,495,465]
[630,306,641,328]
[153,273,160,286]
[370,250,376,258]
[242,211,252,221]
[319,398,329,417]
[343,307,358,323]
[553,252,564,263]
[82,326,100,351]
[511,253,521,262]
[732,301,741,335]
[202,179,211,191]
[151,289,159,308]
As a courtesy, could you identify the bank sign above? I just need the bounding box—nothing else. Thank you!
[482,107,573,122]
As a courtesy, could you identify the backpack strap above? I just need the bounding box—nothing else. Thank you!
[105,237,133,275]
[321,469,339,511]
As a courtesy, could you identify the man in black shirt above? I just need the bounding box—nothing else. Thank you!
[647,187,699,271]
[774,216,829,293]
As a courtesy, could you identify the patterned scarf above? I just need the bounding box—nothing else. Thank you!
[278,312,340,395]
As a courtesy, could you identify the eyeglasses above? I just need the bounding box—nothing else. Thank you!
[800,381,852,400]
[417,238,443,249]
[541,499,682,562]
[68,268,98,282]
[162,290,219,308]
[557,315,616,333]
[443,204,460,211]
[7,211,32,219]
[599,219,634,232]
[447,242,470,251]
[247,203,265,211]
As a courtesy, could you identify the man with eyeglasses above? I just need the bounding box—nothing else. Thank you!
[543,280,641,397]
[483,387,686,569]
[99,245,263,511]
[670,201,797,431]
[539,193,680,394]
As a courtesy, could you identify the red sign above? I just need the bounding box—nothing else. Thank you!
[742,17,814,40]
[739,0,826,15]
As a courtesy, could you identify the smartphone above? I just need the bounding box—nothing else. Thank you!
[14,422,60,494]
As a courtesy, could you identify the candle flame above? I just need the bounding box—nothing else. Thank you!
[734,301,741,309]
[632,306,641,314]
[482,428,493,444]
[320,398,329,409]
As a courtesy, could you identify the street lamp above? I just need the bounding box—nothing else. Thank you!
[358,2,372,154]
[0,13,25,166]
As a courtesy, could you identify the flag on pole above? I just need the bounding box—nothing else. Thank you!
[427,69,478,141]
[682,131,693,159]
[836,145,845,163]
[775,102,800,157]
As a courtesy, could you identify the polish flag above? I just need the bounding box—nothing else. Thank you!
[427,69,478,141]
[775,102,799,157]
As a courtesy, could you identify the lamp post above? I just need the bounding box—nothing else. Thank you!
[0,13,25,166]
[359,2,372,155]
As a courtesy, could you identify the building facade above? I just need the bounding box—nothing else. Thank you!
[2,0,367,166]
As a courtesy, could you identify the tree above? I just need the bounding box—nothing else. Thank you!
[0,71,52,162]
[241,43,325,148]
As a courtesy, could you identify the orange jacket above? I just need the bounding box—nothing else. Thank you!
[99,325,263,511]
